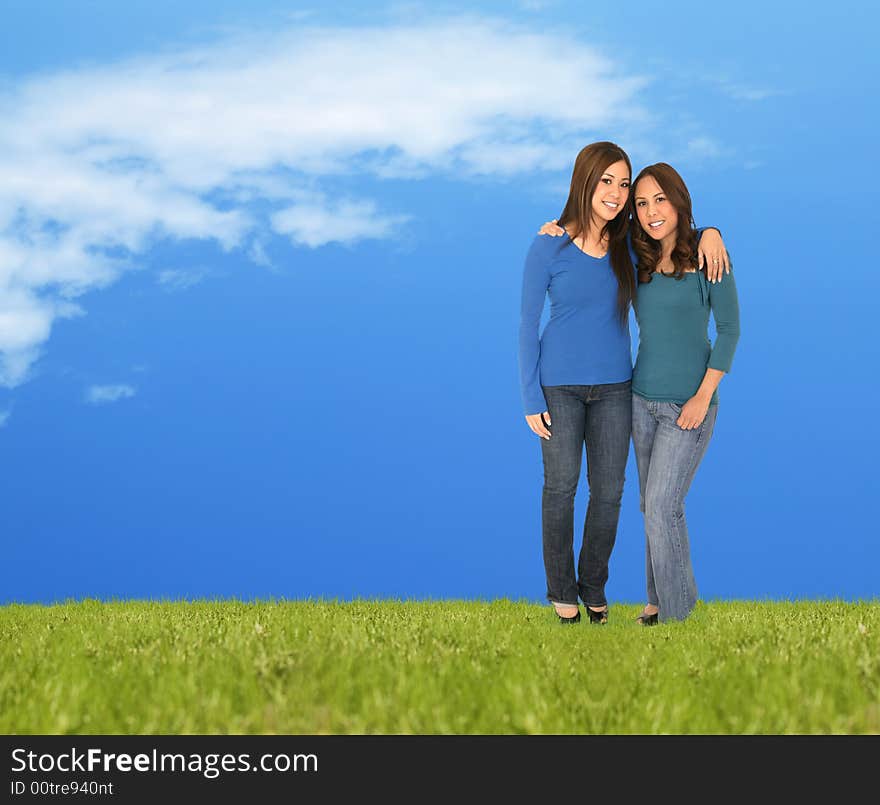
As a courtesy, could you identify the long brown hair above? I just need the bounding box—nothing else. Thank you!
[631,162,699,284]
[557,141,635,325]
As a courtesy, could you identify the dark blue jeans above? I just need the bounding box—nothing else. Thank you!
[539,381,632,607]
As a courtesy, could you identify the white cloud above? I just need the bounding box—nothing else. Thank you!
[721,83,782,102]
[0,409,11,427]
[699,73,785,104]
[158,267,210,292]
[518,0,557,10]
[86,384,136,404]
[271,196,410,248]
[247,238,274,269]
[0,16,651,388]
[686,137,723,159]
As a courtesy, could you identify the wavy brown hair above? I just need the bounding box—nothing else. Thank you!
[631,163,699,284]
[556,141,635,325]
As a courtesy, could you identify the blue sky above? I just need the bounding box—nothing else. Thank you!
[1,1,877,605]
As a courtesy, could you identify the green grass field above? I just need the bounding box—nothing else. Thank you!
[1,599,878,734]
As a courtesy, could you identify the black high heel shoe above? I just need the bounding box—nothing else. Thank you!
[635,610,659,626]
[587,606,608,625]
[555,607,581,624]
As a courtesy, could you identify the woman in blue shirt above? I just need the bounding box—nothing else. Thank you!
[519,142,728,624]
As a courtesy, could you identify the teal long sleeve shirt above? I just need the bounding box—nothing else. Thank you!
[632,262,740,405]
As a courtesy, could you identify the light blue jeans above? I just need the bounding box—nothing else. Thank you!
[631,394,717,622]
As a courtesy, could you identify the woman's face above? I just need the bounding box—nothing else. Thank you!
[634,175,678,241]
[591,159,630,224]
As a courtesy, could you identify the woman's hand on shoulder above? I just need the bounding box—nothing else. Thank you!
[525,412,551,439]
[537,219,565,237]
[697,228,730,283]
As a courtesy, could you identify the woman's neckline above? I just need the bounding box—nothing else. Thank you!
[562,232,608,260]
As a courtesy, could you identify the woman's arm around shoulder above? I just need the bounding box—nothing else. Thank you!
[707,259,740,374]
[695,227,730,283]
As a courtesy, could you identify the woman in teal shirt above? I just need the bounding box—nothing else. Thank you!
[630,163,740,624]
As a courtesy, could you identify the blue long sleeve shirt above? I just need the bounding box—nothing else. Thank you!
[517,234,632,415]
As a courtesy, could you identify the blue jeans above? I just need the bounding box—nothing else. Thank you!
[539,381,632,608]
[631,394,717,622]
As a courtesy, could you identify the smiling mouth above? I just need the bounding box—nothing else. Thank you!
[648,220,665,228]
[602,201,619,209]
